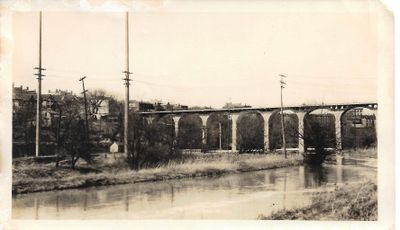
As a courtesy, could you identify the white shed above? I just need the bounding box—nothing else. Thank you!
[110,142,119,153]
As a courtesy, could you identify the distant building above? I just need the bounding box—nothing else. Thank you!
[47,89,74,96]
[223,102,251,109]
[129,100,188,112]
[344,108,376,128]
[342,108,377,149]
[12,85,36,112]
[189,106,213,110]
[41,90,76,126]
[90,98,110,120]
[153,102,165,111]
[129,100,155,112]
[13,85,78,127]
[164,102,189,111]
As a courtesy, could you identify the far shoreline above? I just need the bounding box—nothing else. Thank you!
[12,152,303,195]
[12,148,376,195]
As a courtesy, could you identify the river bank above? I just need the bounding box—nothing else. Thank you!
[259,181,377,220]
[13,152,303,194]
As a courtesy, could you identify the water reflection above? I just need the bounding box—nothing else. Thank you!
[336,165,343,184]
[268,171,276,184]
[34,198,38,219]
[170,183,174,207]
[13,162,376,219]
[124,189,129,212]
[303,165,328,188]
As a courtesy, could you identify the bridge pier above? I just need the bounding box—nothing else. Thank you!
[230,114,239,152]
[172,115,181,142]
[145,116,155,124]
[333,111,343,150]
[261,112,272,152]
[199,115,209,145]
[298,112,306,154]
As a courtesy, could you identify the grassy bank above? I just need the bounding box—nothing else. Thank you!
[259,181,377,220]
[342,148,377,159]
[13,153,303,194]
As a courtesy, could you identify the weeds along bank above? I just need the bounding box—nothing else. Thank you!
[259,181,377,220]
[341,148,377,158]
[12,153,303,194]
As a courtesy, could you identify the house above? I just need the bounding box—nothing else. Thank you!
[12,85,36,112]
[13,85,79,127]
[223,102,251,109]
[90,98,110,120]
[344,108,376,128]
[129,100,155,112]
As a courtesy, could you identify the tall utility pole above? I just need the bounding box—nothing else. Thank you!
[122,11,132,156]
[79,76,90,142]
[279,74,287,158]
[34,11,45,157]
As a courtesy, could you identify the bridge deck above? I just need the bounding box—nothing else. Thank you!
[137,102,377,115]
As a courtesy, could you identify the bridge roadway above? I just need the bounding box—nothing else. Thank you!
[137,102,378,153]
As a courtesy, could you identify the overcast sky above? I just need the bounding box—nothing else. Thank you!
[12,0,379,108]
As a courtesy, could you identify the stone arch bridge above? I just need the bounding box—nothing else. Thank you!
[137,103,377,153]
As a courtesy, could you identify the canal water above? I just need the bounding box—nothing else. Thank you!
[13,159,376,219]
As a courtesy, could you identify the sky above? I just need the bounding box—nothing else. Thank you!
[12,0,379,108]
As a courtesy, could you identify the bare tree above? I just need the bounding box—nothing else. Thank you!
[12,96,36,156]
[50,95,92,168]
[13,96,36,144]
[87,89,109,117]
[127,113,180,170]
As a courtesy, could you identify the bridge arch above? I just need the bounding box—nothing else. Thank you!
[268,109,299,151]
[236,110,264,153]
[340,107,376,149]
[303,109,337,150]
[205,113,232,150]
[177,114,203,149]
[150,115,175,147]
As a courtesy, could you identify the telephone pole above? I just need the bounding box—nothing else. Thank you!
[279,74,287,158]
[79,76,90,142]
[122,11,132,156]
[34,11,45,157]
